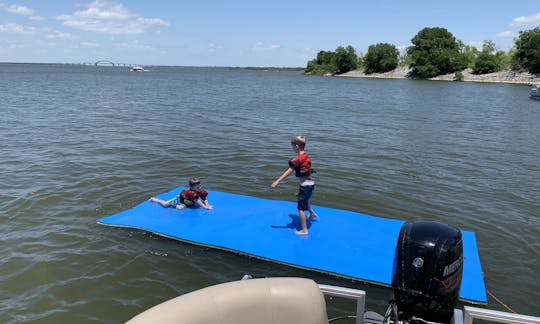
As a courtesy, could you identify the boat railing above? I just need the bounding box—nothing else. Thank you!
[316,284,540,324]
[461,306,540,324]
[319,284,366,324]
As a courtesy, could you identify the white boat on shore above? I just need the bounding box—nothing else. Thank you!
[530,84,540,100]
[131,65,144,72]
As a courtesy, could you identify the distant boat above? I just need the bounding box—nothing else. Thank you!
[130,65,144,72]
[530,84,540,100]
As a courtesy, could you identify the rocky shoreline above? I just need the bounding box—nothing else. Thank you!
[338,67,540,85]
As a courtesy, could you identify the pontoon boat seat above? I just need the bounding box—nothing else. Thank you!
[127,277,329,324]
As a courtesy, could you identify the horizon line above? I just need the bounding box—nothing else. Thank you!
[0,61,305,69]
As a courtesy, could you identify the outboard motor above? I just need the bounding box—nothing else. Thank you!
[389,220,463,323]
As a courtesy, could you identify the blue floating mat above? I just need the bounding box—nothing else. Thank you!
[98,189,487,304]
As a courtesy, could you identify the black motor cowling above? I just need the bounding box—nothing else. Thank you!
[391,220,463,323]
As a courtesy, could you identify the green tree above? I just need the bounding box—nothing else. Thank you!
[496,50,511,70]
[454,71,464,81]
[398,48,412,67]
[363,43,399,74]
[304,50,337,75]
[473,51,499,74]
[316,51,336,66]
[482,40,497,52]
[333,45,358,74]
[457,40,478,69]
[472,40,505,74]
[356,52,365,70]
[407,27,463,78]
[508,48,522,70]
[514,27,540,73]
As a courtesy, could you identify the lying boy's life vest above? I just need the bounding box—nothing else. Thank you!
[179,188,208,207]
[289,153,315,178]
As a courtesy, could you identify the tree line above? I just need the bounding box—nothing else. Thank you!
[304,27,540,79]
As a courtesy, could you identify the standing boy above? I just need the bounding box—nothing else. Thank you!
[272,136,317,235]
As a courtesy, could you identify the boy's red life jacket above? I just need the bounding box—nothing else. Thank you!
[180,188,208,207]
[289,152,314,178]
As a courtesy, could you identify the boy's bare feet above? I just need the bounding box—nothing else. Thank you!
[295,230,309,235]
[307,213,318,220]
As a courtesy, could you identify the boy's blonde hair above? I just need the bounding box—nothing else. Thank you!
[291,135,306,148]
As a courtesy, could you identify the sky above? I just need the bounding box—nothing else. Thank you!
[1,0,540,67]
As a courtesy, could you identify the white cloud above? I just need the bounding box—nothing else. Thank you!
[7,4,33,15]
[497,31,516,38]
[114,40,158,52]
[0,22,38,34]
[47,31,74,40]
[6,42,26,49]
[5,4,43,20]
[56,0,169,35]
[511,12,540,27]
[252,42,281,51]
[0,22,73,41]
[208,43,222,53]
[80,41,100,47]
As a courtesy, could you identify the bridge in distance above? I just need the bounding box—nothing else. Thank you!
[72,60,141,67]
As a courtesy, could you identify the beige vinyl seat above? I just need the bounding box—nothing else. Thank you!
[127,277,328,324]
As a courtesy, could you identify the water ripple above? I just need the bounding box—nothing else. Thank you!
[0,65,539,322]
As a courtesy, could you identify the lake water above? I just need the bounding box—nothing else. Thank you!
[1,63,539,323]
